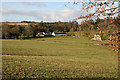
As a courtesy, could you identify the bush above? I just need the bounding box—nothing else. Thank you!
[66,32,75,36]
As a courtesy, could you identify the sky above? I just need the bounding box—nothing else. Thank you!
[0,0,119,23]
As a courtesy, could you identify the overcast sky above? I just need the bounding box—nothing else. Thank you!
[0,1,119,22]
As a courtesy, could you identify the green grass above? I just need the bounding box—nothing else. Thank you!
[2,36,118,79]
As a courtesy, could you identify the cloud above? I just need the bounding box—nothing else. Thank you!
[21,0,47,7]
[0,19,4,22]
[26,2,46,7]
[2,7,118,22]
[1,8,86,22]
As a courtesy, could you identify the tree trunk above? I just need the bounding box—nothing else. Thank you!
[2,36,5,39]
[5,36,7,39]
[14,36,17,39]
[33,34,36,37]
[16,35,19,39]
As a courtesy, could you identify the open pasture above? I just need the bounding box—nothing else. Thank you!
[2,36,118,79]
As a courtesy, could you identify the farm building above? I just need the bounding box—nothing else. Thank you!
[38,32,67,37]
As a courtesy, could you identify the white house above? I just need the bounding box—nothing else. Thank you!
[52,32,55,36]
[42,32,46,35]
[52,32,67,36]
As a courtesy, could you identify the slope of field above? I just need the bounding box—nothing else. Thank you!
[2,36,118,79]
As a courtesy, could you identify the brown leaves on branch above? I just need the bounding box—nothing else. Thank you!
[72,1,118,20]
[67,1,119,54]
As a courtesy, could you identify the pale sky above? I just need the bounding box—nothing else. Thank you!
[0,0,119,22]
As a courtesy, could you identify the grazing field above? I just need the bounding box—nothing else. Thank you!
[2,36,118,79]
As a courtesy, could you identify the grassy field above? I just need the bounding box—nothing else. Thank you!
[2,36,118,79]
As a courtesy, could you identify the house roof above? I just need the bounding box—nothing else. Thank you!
[54,33,67,34]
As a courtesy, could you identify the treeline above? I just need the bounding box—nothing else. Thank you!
[1,17,118,39]
[78,17,118,40]
[1,21,79,39]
